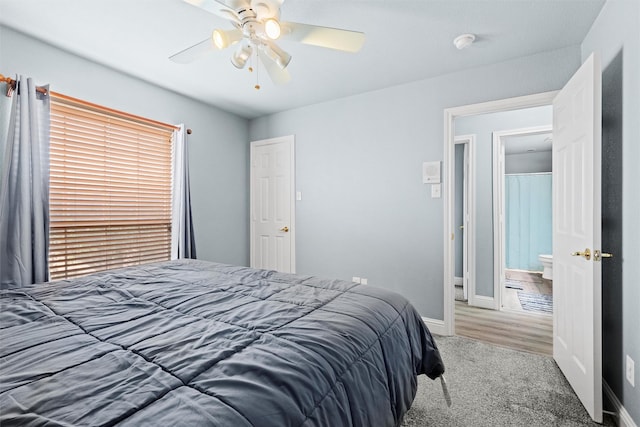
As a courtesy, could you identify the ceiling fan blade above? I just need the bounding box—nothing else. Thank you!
[183,0,241,24]
[281,22,365,53]
[169,37,215,64]
[260,40,291,69]
[258,49,291,85]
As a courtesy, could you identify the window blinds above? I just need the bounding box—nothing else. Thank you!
[49,95,174,280]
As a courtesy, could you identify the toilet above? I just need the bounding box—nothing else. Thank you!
[539,254,553,280]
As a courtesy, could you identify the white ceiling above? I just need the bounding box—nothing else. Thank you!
[0,0,605,119]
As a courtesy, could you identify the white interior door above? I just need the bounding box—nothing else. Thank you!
[250,136,295,273]
[552,52,602,423]
[462,143,470,300]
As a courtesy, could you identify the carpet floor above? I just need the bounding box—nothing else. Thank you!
[402,335,615,426]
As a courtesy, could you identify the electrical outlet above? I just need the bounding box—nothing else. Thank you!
[352,277,361,284]
[360,278,368,285]
[626,355,635,387]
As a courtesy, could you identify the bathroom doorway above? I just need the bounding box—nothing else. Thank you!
[444,93,555,355]
[449,101,555,355]
[493,126,553,316]
[452,104,553,312]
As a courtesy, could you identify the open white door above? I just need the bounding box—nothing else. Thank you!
[552,53,602,423]
[250,136,295,273]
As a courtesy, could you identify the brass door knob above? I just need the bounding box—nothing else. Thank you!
[280,226,289,232]
[593,250,613,262]
[571,248,591,260]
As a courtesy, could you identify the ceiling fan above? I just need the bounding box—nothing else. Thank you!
[170,0,365,87]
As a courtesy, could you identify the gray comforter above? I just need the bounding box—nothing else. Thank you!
[0,259,444,426]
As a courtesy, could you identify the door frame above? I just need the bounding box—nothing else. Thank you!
[443,91,558,336]
[249,135,296,272]
[454,135,476,305]
[492,125,553,311]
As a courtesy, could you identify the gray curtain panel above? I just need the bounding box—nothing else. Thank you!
[171,125,196,259]
[0,77,50,287]
[0,83,13,170]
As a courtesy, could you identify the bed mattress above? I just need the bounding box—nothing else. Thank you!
[0,259,444,426]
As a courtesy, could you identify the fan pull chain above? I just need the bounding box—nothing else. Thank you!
[247,51,254,74]
[254,48,261,90]
[244,47,260,90]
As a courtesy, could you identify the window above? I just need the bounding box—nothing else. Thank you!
[49,94,174,280]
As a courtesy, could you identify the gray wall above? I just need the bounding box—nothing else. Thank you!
[250,47,580,317]
[582,0,640,422]
[505,151,552,174]
[0,26,250,267]
[454,106,552,297]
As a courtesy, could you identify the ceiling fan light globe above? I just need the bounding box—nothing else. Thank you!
[212,29,228,49]
[212,29,243,50]
[231,56,246,69]
[231,43,253,69]
[264,19,281,40]
[230,54,247,69]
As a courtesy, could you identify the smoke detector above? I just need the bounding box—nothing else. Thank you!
[453,34,476,50]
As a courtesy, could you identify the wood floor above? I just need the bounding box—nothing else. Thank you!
[502,269,553,312]
[455,301,553,356]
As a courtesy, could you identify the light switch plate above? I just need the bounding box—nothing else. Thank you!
[431,184,442,198]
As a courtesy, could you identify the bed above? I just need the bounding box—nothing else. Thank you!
[0,259,445,426]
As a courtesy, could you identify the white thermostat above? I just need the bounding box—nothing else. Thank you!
[423,161,441,184]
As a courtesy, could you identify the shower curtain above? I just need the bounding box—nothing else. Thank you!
[505,173,552,272]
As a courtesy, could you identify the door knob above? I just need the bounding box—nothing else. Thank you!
[571,248,591,260]
[280,226,289,232]
[593,250,613,262]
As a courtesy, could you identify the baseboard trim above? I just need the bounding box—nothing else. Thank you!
[422,317,447,336]
[471,295,495,310]
[603,380,638,427]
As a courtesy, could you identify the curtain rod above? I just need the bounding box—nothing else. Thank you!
[1,73,48,96]
[0,73,192,134]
